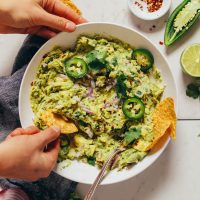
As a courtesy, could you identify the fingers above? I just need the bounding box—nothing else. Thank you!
[7,126,40,139]
[0,25,27,34]
[39,138,60,176]
[26,26,58,38]
[44,139,60,169]
[35,28,57,38]
[36,11,76,32]
[26,126,40,134]
[52,0,87,24]
[36,126,61,148]
[37,139,60,179]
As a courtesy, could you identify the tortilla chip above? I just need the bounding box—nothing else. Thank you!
[42,111,78,134]
[61,0,82,15]
[147,97,177,150]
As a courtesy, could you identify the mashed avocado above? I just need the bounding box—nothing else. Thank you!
[30,36,164,169]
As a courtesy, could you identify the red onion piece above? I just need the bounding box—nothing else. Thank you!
[91,80,95,89]
[86,88,93,96]
[79,103,94,115]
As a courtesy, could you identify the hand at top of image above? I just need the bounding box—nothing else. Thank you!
[0,0,87,38]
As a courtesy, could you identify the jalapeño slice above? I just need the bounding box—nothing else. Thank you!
[122,97,145,120]
[132,48,154,72]
[64,58,88,79]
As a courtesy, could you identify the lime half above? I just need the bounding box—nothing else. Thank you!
[181,44,200,77]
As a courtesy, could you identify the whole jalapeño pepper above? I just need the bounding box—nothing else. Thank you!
[164,0,200,46]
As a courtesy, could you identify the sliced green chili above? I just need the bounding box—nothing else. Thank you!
[122,97,145,120]
[132,48,154,72]
[164,0,200,46]
[64,58,88,79]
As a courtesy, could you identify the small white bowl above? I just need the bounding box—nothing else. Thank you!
[128,0,171,20]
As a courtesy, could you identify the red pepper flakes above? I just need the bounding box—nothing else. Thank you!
[134,1,144,11]
[146,0,163,12]
[134,0,163,13]
[159,41,164,45]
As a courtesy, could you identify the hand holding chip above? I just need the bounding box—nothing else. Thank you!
[0,0,87,38]
[0,126,60,181]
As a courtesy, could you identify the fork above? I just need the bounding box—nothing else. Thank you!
[84,146,125,200]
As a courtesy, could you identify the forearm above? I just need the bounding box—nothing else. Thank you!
[0,142,11,178]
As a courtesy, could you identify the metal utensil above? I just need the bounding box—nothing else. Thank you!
[84,147,124,200]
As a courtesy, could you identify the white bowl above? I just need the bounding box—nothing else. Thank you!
[19,23,177,185]
[128,0,171,20]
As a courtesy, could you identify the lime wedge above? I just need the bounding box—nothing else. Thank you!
[181,44,200,77]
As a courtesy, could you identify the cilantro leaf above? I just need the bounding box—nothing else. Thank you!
[123,128,141,146]
[87,156,96,166]
[116,74,127,99]
[86,50,107,69]
[186,83,200,99]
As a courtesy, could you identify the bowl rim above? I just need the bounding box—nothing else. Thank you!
[127,0,172,21]
[19,22,178,185]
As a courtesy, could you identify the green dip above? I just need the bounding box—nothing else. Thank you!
[30,36,164,169]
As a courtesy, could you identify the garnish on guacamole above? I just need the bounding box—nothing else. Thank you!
[30,36,176,170]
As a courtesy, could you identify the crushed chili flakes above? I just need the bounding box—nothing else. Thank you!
[146,0,163,12]
[133,0,163,13]
[134,1,144,11]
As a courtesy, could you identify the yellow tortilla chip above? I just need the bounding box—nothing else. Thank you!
[147,97,177,150]
[42,111,78,134]
[61,0,82,15]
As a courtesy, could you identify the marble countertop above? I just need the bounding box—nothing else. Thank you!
[0,0,199,199]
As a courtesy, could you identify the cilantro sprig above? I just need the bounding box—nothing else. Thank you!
[123,128,141,146]
[186,78,200,99]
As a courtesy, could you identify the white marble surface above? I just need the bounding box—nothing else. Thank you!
[0,34,26,76]
[0,0,199,200]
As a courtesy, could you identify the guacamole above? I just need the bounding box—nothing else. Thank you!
[30,36,164,169]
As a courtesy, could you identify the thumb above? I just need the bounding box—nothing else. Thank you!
[35,11,76,32]
[36,126,61,149]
